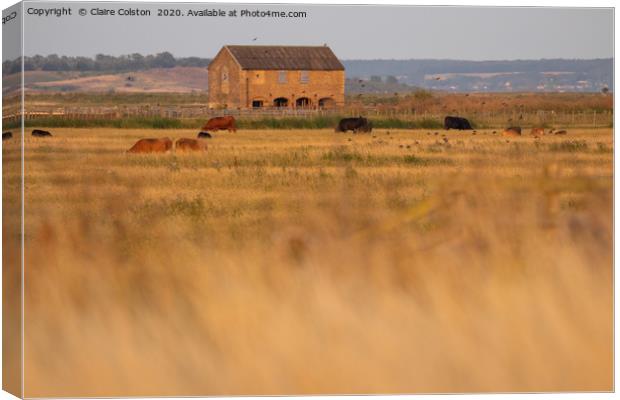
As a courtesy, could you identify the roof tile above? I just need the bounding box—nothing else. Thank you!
[224,45,344,71]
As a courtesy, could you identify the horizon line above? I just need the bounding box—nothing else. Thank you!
[8,55,615,63]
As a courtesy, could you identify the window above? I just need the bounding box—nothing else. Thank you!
[278,71,288,83]
[300,71,309,83]
[296,97,311,108]
[318,97,335,109]
[273,97,289,107]
[221,67,229,82]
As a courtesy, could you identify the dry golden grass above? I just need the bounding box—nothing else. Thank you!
[350,92,613,114]
[2,127,613,397]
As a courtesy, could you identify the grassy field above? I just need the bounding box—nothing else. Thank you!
[2,115,445,130]
[2,92,612,131]
[3,127,613,396]
[17,91,611,112]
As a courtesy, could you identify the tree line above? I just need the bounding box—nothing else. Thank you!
[2,52,212,75]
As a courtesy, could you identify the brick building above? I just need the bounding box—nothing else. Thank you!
[208,45,345,109]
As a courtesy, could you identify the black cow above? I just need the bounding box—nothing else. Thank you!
[444,116,473,130]
[335,117,372,133]
[197,131,212,139]
[2,132,12,140]
[32,129,52,137]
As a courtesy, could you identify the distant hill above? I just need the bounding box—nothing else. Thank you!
[342,59,613,92]
[25,68,208,94]
[3,54,612,94]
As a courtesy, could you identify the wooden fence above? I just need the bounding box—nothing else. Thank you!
[2,104,613,128]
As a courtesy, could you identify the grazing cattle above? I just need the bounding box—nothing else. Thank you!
[335,117,372,133]
[444,116,473,130]
[554,130,567,135]
[530,127,545,138]
[127,138,173,153]
[32,129,52,137]
[176,138,207,152]
[502,127,522,137]
[201,116,237,132]
[2,131,12,140]
[197,131,212,139]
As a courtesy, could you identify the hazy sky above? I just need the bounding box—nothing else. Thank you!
[5,2,614,61]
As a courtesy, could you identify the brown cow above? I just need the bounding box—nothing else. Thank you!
[202,116,237,132]
[502,127,522,137]
[175,138,208,152]
[127,138,173,153]
[530,127,545,138]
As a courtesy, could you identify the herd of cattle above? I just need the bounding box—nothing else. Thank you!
[1,115,568,153]
[125,117,237,153]
[127,137,208,153]
[442,116,567,138]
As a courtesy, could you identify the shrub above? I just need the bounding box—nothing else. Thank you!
[413,89,433,101]
[548,141,588,152]
[321,147,364,163]
[403,155,453,166]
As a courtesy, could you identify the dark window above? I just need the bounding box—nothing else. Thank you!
[318,97,335,108]
[273,97,289,107]
[296,97,311,108]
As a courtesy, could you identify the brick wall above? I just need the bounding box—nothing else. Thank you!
[244,70,344,108]
[208,48,345,109]
[208,48,243,109]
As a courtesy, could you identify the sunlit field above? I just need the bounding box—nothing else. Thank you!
[3,127,613,396]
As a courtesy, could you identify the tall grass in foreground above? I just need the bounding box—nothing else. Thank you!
[4,128,612,396]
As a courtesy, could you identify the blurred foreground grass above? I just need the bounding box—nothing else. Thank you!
[2,127,612,396]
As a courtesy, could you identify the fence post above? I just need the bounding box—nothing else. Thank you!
[593,110,597,128]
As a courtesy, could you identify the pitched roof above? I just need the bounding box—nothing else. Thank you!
[224,45,344,71]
